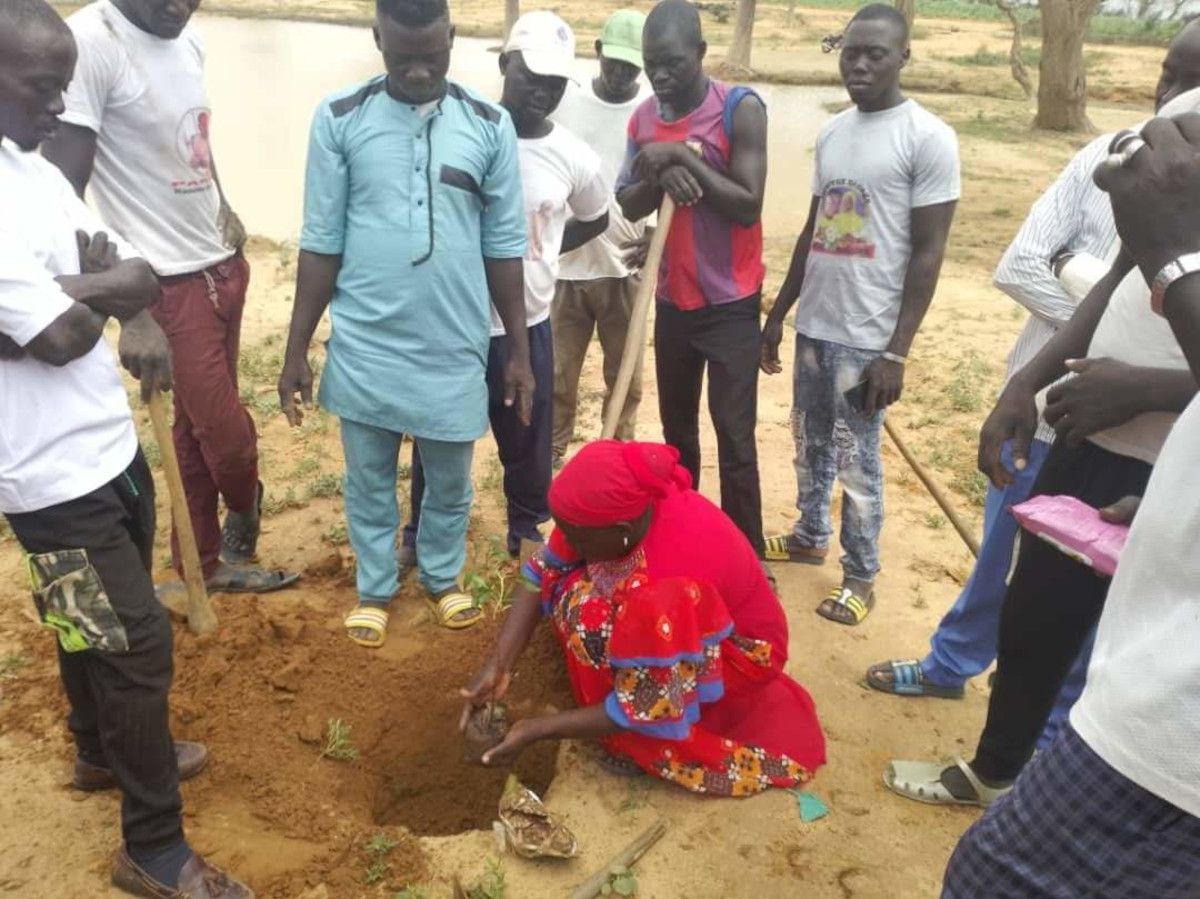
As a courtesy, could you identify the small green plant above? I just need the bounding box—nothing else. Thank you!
[465,538,518,611]
[262,487,306,517]
[952,468,990,509]
[306,473,343,500]
[292,455,321,479]
[923,512,947,531]
[466,857,507,899]
[323,523,349,546]
[320,718,358,763]
[364,832,399,885]
[947,369,984,415]
[600,866,639,897]
[0,653,28,681]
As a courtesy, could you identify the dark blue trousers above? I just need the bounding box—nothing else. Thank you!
[406,319,554,557]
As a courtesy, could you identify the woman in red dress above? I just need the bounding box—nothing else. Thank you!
[461,440,826,796]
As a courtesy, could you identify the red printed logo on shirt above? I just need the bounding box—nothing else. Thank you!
[172,107,215,196]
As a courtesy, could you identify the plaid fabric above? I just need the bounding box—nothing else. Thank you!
[943,724,1200,899]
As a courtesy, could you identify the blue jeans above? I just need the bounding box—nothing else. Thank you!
[790,334,884,582]
[922,438,1094,750]
[340,418,474,599]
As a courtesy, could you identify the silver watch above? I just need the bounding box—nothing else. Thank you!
[1150,251,1200,315]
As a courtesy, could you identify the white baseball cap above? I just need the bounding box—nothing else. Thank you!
[504,10,576,80]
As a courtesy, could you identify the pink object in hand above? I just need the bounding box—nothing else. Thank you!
[1010,495,1130,578]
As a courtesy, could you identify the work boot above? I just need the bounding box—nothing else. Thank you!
[74,741,210,791]
[112,849,254,898]
[220,480,263,565]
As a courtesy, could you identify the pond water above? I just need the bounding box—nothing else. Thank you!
[194,15,845,243]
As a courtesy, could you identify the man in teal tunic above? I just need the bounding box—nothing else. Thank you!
[279,0,534,647]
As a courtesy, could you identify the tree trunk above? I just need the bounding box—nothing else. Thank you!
[726,0,757,69]
[895,0,916,34]
[995,0,1032,98]
[504,0,519,39]
[1035,0,1099,132]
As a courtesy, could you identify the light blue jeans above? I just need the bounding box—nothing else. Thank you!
[339,418,473,600]
[923,438,1094,749]
[791,334,884,582]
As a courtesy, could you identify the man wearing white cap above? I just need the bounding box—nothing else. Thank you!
[549,9,652,467]
[407,10,609,558]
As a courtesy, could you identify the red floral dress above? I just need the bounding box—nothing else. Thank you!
[524,525,825,797]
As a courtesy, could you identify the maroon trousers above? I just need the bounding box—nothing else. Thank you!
[151,252,258,579]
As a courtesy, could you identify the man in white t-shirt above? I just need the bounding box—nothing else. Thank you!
[760,4,960,626]
[0,4,248,895]
[942,113,1200,899]
[42,0,298,596]
[548,9,650,467]
[405,11,607,560]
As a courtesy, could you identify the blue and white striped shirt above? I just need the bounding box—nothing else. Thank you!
[992,133,1118,444]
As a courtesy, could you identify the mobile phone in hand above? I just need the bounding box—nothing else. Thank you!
[843,379,870,415]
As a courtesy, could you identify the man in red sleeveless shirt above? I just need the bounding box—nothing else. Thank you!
[617,0,769,558]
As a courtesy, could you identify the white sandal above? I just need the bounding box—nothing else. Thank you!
[883,757,1012,808]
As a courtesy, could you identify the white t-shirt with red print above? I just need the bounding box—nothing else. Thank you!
[62,0,232,276]
[490,122,608,337]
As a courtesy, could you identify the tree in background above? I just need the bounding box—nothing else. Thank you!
[996,0,1033,98]
[727,0,757,68]
[1035,0,1101,131]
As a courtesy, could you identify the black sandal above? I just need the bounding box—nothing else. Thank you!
[220,481,263,565]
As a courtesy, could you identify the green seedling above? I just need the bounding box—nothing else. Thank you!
[466,857,507,899]
[320,718,358,763]
[364,832,399,885]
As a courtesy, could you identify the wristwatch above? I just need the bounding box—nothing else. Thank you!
[1150,251,1200,316]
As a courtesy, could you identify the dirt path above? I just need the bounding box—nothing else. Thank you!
[0,10,1152,896]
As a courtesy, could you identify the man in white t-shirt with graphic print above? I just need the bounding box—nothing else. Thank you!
[43,0,298,596]
[548,8,651,467]
[405,11,608,559]
[0,3,249,895]
[761,3,960,627]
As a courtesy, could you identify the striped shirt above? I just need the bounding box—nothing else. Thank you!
[619,80,765,311]
[992,133,1118,444]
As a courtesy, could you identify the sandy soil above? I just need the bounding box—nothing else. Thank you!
[0,5,1159,898]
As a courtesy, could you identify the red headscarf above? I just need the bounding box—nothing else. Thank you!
[549,441,694,527]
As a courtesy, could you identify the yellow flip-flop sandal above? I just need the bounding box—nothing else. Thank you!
[343,605,389,648]
[425,591,483,630]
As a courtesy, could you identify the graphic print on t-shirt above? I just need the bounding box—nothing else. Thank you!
[526,199,559,262]
[812,179,874,259]
[173,107,214,196]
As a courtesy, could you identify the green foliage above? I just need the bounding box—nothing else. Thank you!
[952,467,990,509]
[465,858,507,899]
[262,486,306,517]
[306,473,343,500]
[323,523,349,546]
[364,832,399,885]
[320,718,358,763]
[465,537,518,611]
[600,866,639,897]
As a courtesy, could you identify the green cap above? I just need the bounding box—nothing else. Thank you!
[600,9,646,69]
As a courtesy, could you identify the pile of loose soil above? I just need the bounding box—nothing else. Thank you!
[2,566,574,894]
[171,581,572,839]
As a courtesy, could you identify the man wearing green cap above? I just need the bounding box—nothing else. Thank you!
[549,9,651,467]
